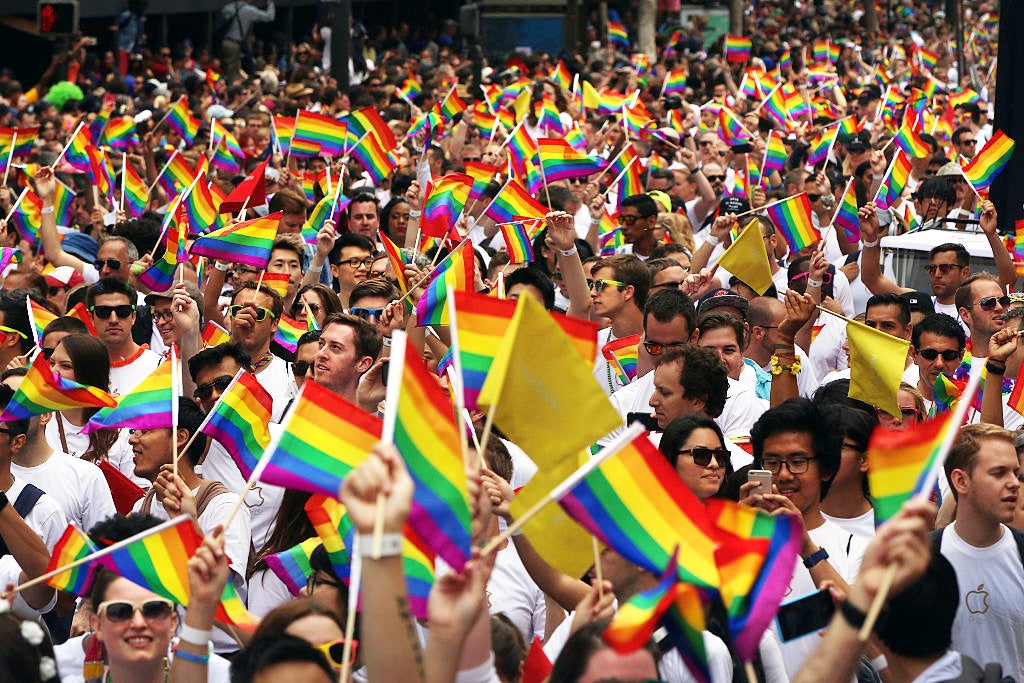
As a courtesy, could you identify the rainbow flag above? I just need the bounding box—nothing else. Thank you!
[121,160,148,218]
[264,537,320,597]
[604,548,681,653]
[385,332,472,571]
[598,89,634,116]
[663,583,711,683]
[707,499,802,661]
[396,78,423,102]
[450,291,515,410]
[415,240,476,326]
[291,110,347,158]
[600,227,624,256]
[66,302,99,336]
[0,126,38,157]
[812,39,829,63]
[302,298,320,332]
[378,230,410,296]
[558,432,720,589]
[138,210,188,291]
[262,271,290,298]
[725,34,752,63]
[96,516,256,629]
[304,494,353,580]
[608,21,630,47]
[616,157,644,206]
[893,112,931,158]
[0,353,116,421]
[272,115,295,154]
[535,95,564,135]
[949,88,980,108]
[507,123,539,183]
[202,321,231,348]
[303,187,351,245]
[662,69,688,95]
[157,151,196,197]
[274,315,307,354]
[536,138,605,182]
[345,106,396,152]
[83,359,173,433]
[933,373,964,413]
[0,247,21,273]
[65,125,92,172]
[212,119,245,160]
[44,523,98,595]
[832,178,860,243]
[189,211,281,268]
[163,97,200,145]
[765,193,820,251]
[564,125,588,154]
[10,190,42,245]
[86,145,114,200]
[499,221,535,263]
[471,105,497,140]
[874,149,913,210]
[717,107,749,146]
[89,94,115,143]
[483,179,548,226]
[258,379,382,497]
[806,125,838,166]
[1009,376,1024,418]
[551,61,573,90]
[463,161,499,201]
[183,171,224,234]
[200,370,273,479]
[760,85,790,127]
[212,138,241,176]
[440,91,468,121]
[867,412,954,523]
[761,130,787,180]
[349,132,396,184]
[27,297,57,345]
[422,173,473,238]
[621,102,655,139]
[962,130,1015,192]
[602,334,640,384]
[103,117,136,149]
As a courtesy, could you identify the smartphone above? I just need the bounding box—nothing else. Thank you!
[626,412,660,432]
[747,469,773,496]
[776,589,835,641]
[731,142,753,154]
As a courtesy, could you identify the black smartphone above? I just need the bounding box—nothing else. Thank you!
[776,589,835,641]
[626,412,660,432]
[731,142,753,154]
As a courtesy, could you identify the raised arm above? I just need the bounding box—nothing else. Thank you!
[770,290,816,407]
[857,202,907,295]
[545,211,591,319]
[980,327,1019,427]
[979,200,1017,291]
[171,526,229,683]
[33,167,88,272]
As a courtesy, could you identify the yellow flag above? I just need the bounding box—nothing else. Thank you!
[846,317,910,416]
[582,80,601,110]
[510,456,595,578]
[716,219,774,295]
[512,88,532,122]
[478,295,621,467]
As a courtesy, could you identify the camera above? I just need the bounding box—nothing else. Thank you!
[664,94,683,110]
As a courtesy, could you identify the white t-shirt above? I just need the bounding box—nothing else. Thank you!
[110,348,163,395]
[775,519,867,678]
[502,439,537,492]
[11,453,115,534]
[940,524,1024,682]
[594,327,630,396]
[254,354,298,422]
[808,313,847,380]
[822,508,876,540]
[487,541,546,645]
[247,566,295,618]
[6,477,67,550]
[0,554,57,618]
[44,417,149,489]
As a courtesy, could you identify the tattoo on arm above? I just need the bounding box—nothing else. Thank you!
[397,595,425,680]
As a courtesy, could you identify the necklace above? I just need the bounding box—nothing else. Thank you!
[252,351,274,372]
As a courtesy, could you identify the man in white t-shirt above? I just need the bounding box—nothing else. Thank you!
[819,406,877,539]
[591,254,649,395]
[938,423,1024,682]
[87,278,163,395]
[227,281,296,421]
[741,398,867,678]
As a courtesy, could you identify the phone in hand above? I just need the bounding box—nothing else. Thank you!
[747,469,773,496]
[776,589,835,641]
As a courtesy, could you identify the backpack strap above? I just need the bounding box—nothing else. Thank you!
[1006,526,1024,568]
[194,480,231,519]
[139,487,157,515]
[0,484,45,557]
[930,527,945,557]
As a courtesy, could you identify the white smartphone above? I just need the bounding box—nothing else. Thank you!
[747,469,773,496]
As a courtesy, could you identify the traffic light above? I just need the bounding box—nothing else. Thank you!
[38,0,78,36]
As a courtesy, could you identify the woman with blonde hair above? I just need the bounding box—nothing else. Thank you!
[654,212,695,253]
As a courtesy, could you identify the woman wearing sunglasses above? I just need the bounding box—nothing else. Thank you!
[292,285,343,331]
[249,600,353,675]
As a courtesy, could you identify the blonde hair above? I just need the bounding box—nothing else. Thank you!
[655,212,695,253]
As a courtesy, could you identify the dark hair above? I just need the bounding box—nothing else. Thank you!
[349,278,400,308]
[41,316,90,339]
[230,634,334,683]
[619,193,659,217]
[491,614,526,683]
[268,187,308,215]
[591,254,652,310]
[811,378,876,416]
[865,292,911,329]
[911,313,966,351]
[271,236,306,266]
[252,489,315,578]
[481,433,513,483]
[0,384,26,435]
[751,398,842,500]
[0,292,38,354]
[644,289,697,338]
[697,310,746,347]
[87,513,168,609]
[252,598,345,643]
[548,619,659,683]
[0,611,59,683]
[506,267,556,310]
[654,345,729,418]
[928,243,969,267]
[329,233,375,264]
[294,284,343,319]
[176,397,207,466]
[954,271,1000,314]
[875,552,959,658]
[85,277,137,308]
[230,282,285,319]
[321,313,383,360]
[187,342,252,383]
[660,416,726,469]
[296,329,321,349]
[819,404,877,498]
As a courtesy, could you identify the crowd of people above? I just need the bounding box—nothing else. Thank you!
[0,0,1016,680]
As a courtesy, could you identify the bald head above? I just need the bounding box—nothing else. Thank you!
[748,296,785,328]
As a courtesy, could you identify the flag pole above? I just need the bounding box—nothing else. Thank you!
[479,423,645,556]
[4,187,29,223]
[392,236,473,308]
[445,286,474,469]
[120,152,127,214]
[148,150,179,197]
[2,133,15,188]
[50,121,86,169]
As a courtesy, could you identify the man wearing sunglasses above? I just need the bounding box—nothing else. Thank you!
[616,195,660,261]
[591,255,649,395]
[86,279,162,395]
[227,282,295,422]
[0,292,34,371]
[955,272,1009,356]
[911,313,967,414]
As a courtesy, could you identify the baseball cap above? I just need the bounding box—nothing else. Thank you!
[697,288,750,317]
[899,291,935,315]
[720,196,750,215]
[144,280,204,311]
[43,265,86,290]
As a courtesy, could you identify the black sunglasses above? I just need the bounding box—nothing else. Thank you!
[705,174,726,182]
[93,258,123,272]
[976,295,1011,311]
[916,348,960,361]
[194,374,234,400]
[678,446,730,467]
[293,360,312,376]
[90,304,135,319]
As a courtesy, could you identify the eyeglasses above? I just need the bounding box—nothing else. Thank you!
[924,263,964,275]
[293,360,312,376]
[916,348,960,361]
[705,174,726,182]
[350,307,384,322]
[620,214,647,226]
[338,257,375,269]
[93,258,123,272]
[193,374,234,401]
[760,456,816,475]
[227,305,276,321]
[462,157,482,162]
[152,309,175,322]
[976,295,1011,311]
[959,139,976,145]
[590,279,625,292]
[90,304,135,320]
[642,339,688,356]
[807,194,821,202]
[0,325,27,339]
[97,598,175,623]
[879,407,921,421]
[314,639,359,668]
[678,446,730,467]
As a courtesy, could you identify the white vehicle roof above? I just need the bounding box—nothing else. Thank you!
[880,228,995,258]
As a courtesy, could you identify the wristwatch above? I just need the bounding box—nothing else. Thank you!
[803,546,829,568]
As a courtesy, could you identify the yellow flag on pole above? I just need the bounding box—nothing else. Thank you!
[478,294,621,467]
[715,219,774,295]
[512,88,532,122]
[846,317,910,417]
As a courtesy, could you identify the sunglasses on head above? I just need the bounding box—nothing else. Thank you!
[93,258,123,272]
[678,446,730,467]
[314,639,359,668]
[916,348,960,361]
[97,598,175,623]
[350,306,384,322]
[90,304,135,320]
[227,305,276,321]
[976,295,1011,311]
[193,374,234,400]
